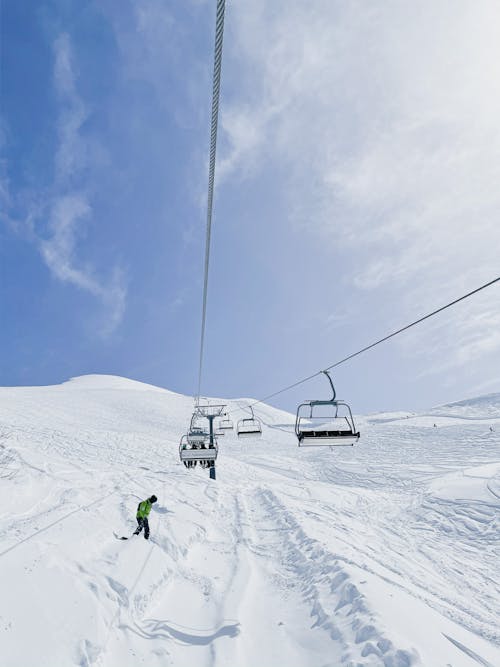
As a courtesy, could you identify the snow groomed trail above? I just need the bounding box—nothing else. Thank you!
[0,376,499,666]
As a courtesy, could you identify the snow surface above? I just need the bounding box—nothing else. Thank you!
[1,375,499,667]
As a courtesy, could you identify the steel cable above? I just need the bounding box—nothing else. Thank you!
[228,275,500,416]
[196,0,226,404]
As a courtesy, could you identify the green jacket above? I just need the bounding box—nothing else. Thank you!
[137,499,153,519]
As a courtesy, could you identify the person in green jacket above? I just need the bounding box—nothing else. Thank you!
[133,495,157,539]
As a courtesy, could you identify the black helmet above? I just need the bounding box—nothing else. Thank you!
[150,494,158,503]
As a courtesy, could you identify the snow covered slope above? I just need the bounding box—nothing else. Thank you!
[1,375,499,667]
[366,393,500,427]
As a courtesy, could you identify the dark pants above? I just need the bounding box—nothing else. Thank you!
[134,516,149,539]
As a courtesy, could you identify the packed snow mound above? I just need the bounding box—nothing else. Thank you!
[1,375,499,667]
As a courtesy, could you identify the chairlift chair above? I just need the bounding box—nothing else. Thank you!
[180,408,221,470]
[187,412,209,446]
[179,433,218,467]
[218,414,234,430]
[237,406,262,438]
[295,371,360,447]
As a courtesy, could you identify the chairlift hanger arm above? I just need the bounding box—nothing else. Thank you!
[322,370,336,402]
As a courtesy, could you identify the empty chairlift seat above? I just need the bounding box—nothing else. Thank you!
[218,415,234,430]
[237,407,262,438]
[295,371,360,447]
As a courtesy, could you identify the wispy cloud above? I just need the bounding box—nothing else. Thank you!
[53,33,89,184]
[3,33,127,335]
[40,194,126,334]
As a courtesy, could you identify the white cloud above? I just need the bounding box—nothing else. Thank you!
[1,33,127,336]
[53,34,89,184]
[40,195,93,289]
[1,34,127,335]
[40,194,126,335]
[218,0,500,376]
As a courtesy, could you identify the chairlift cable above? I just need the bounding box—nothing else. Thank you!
[196,0,226,405]
[229,275,500,415]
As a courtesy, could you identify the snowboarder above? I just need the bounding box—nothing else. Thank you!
[133,495,157,540]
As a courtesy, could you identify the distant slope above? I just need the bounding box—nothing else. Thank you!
[430,392,500,418]
[365,392,500,426]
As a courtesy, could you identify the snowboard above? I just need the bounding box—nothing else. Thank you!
[114,531,133,541]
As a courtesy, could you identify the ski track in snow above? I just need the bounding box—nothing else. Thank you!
[0,376,499,666]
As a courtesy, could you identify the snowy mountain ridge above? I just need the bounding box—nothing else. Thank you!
[366,392,500,426]
[430,392,500,417]
[0,375,499,666]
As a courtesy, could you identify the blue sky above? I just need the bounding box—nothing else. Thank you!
[2,0,500,414]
